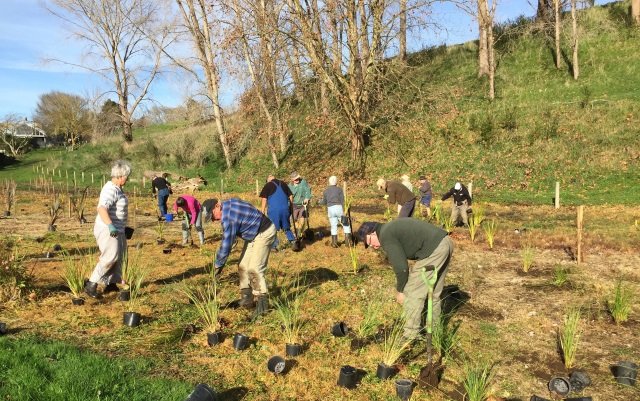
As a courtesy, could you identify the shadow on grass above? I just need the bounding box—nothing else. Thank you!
[216,386,249,401]
[440,285,471,317]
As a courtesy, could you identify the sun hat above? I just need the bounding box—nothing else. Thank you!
[291,171,301,181]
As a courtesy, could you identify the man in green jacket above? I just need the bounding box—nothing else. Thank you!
[288,171,312,237]
[357,218,454,341]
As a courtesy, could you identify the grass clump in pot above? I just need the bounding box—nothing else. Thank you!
[272,275,305,346]
[355,301,382,340]
[154,221,166,244]
[608,279,632,325]
[462,359,495,401]
[380,316,411,367]
[121,250,147,311]
[181,277,221,336]
[482,219,497,249]
[558,307,581,369]
[60,251,92,301]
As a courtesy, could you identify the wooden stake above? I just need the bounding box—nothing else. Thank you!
[133,186,137,229]
[343,181,347,203]
[82,172,85,182]
[468,182,473,199]
[221,179,224,195]
[576,205,584,264]
[555,182,560,209]
[143,176,146,188]
[256,179,259,196]
[68,197,72,218]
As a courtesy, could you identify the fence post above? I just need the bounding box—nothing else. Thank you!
[256,179,259,196]
[555,182,560,209]
[468,182,473,199]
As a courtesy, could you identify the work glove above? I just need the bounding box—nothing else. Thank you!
[303,199,309,206]
[383,194,389,200]
[108,224,118,238]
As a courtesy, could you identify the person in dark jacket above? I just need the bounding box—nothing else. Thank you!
[356,219,454,341]
[318,175,352,248]
[441,182,472,227]
[418,175,432,218]
[152,172,172,217]
[376,178,416,218]
[259,174,295,249]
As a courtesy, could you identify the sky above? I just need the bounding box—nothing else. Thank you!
[0,0,619,119]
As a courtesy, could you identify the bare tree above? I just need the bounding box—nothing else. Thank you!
[173,0,233,168]
[48,0,170,143]
[536,0,552,22]
[34,91,91,150]
[399,0,407,62]
[1,115,33,156]
[553,0,562,69]
[570,0,579,80]
[632,0,640,25]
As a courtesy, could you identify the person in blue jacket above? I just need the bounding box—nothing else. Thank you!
[259,174,295,249]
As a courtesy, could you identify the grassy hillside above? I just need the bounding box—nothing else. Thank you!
[1,1,638,205]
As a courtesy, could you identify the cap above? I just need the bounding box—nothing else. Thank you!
[291,171,301,181]
[357,222,380,248]
[454,182,462,190]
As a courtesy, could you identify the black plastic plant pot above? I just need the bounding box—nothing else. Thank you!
[563,397,593,401]
[163,248,172,254]
[285,343,303,357]
[267,356,286,374]
[611,361,638,386]
[184,383,216,401]
[52,244,62,251]
[331,322,349,337]
[377,363,398,380]
[123,311,141,327]
[529,395,552,401]
[0,322,7,335]
[157,239,166,245]
[47,225,56,232]
[233,333,249,350]
[71,297,85,306]
[125,227,134,239]
[4,211,10,217]
[395,379,414,401]
[337,365,357,389]
[547,377,571,396]
[207,332,222,346]
[118,290,131,302]
[569,371,591,392]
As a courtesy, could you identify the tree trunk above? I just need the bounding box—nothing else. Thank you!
[554,0,561,69]
[398,0,407,62]
[477,0,490,77]
[571,0,579,80]
[488,21,495,100]
[537,0,552,22]
[632,0,640,25]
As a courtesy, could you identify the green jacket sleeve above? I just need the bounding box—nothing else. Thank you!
[382,237,410,292]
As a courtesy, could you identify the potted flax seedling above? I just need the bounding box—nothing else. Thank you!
[182,276,222,347]
[60,251,91,305]
[272,276,305,356]
[155,221,166,245]
[377,316,411,380]
[121,250,147,327]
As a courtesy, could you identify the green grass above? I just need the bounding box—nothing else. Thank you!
[0,335,193,401]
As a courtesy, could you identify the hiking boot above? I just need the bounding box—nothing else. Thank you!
[238,288,255,309]
[344,233,353,247]
[84,281,101,299]
[252,295,269,319]
[103,283,119,294]
[330,235,339,248]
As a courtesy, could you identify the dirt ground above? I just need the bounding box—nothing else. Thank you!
[1,188,639,401]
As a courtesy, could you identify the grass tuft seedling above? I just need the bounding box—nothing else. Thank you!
[468,206,484,242]
[432,202,444,226]
[483,219,497,249]
[347,242,359,274]
[272,275,305,345]
[181,279,220,334]
[60,251,91,299]
[608,279,632,325]
[380,315,411,366]
[355,301,382,339]
[521,242,535,272]
[154,221,166,242]
[558,308,581,369]
[462,359,495,401]
[431,315,461,361]
[121,250,147,311]
[551,265,570,287]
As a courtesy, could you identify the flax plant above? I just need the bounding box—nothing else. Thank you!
[552,265,570,287]
[521,243,535,272]
[47,194,63,228]
[462,360,495,401]
[60,251,91,298]
[355,301,382,339]
[69,186,89,224]
[383,205,393,222]
[558,308,582,369]
[154,221,166,243]
[348,243,359,274]
[272,276,305,344]
[432,316,461,361]
[483,219,497,249]
[182,279,221,334]
[608,280,632,324]
[468,206,484,242]
[432,202,444,226]
[380,316,411,366]
[122,250,147,311]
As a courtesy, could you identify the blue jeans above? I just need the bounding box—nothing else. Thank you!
[327,205,351,236]
[157,188,170,215]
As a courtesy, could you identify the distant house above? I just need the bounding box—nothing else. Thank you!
[2,119,48,148]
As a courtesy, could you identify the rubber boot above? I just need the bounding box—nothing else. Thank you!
[344,233,353,247]
[181,230,190,246]
[331,235,339,248]
[252,295,269,319]
[238,288,255,309]
[197,231,205,246]
[103,283,119,294]
[84,281,101,299]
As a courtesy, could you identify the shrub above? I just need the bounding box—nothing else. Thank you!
[0,239,33,303]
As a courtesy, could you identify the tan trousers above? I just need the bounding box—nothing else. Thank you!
[402,236,454,339]
[90,224,126,285]
[238,224,276,296]
[451,200,469,226]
